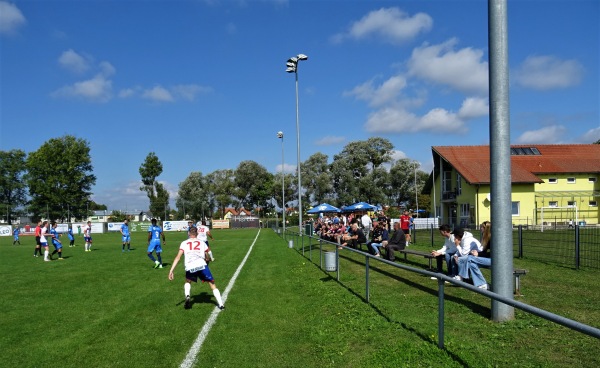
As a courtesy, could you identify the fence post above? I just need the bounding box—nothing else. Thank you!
[430,224,434,247]
[437,278,445,348]
[518,225,523,258]
[365,256,370,303]
[575,225,580,270]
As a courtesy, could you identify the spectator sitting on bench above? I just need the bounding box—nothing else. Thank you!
[368,220,389,257]
[452,228,483,281]
[341,221,366,249]
[430,224,458,278]
[467,221,492,290]
[384,222,406,262]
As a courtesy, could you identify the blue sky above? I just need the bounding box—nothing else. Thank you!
[1,0,598,212]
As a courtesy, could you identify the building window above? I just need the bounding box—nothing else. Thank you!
[567,177,576,184]
[567,201,576,207]
[459,203,470,218]
[443,171,452,192]
[548,178,557,184]
[511,201,520,216]
[456,173,462,195]
[548,201,558,207]
[590,177,597,183]
[590,201,598,207]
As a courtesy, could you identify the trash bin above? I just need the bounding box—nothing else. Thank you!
[578,221,586,227]
[324,251,336,272]
[288,240,294,248]
[305,222,313,236]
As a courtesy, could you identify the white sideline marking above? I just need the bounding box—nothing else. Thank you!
[179,229,261,368]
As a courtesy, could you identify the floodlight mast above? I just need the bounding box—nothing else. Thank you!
[285,54,308,234]
[277,131,285,234]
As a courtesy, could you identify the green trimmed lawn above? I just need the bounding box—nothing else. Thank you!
[1,228,599,367]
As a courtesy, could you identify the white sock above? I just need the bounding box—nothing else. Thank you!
[208,251,215,261]
[44,250,49,260]
[213,288,223,307]
[184,283,191,298]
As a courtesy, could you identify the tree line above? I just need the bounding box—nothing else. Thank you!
[1,135,429,224]
[144,137,431,221]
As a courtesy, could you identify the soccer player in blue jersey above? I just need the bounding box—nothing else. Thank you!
[147,218,165,268]
[186,220,196,237]
[49,222,64,260]
[120,219,131,252]
[67,226,75,247]
[13,226,21,245]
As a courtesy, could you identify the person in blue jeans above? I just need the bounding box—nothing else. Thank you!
[431,224,458,277]
[467,222,492,290]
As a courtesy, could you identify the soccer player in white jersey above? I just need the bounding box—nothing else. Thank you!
[168,227,224,310]
[196,220,215,261]
[83,221,93,252]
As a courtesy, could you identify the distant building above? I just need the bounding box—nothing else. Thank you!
[427,144,600,227]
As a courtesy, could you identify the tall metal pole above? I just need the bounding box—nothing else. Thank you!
[279,131,286,234]
[294,71,302,233]
[489,0,514,322]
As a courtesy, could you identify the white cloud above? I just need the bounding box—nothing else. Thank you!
[118,88,137,98]
[58,49,91,74]
[365,105,467,134]
[457,97,488,120]
[275,163,296,174]
[0,1,26,35]
[51,74,113,102]
[142,86,174,102]
[514,55,584,90]
[579,126,600,143]
[516,125,567,144]
[171,84,212,101]
[391,150,408,161]
[315,136,345,146]
[408,38,489,95]
[331,7,432,45]
[344,75,407,108]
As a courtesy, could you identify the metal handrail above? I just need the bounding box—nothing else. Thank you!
[282,229,600,349]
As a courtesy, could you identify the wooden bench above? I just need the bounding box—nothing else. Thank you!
[399,248,436,269]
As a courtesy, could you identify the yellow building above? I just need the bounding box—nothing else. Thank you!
[427,144,600,228]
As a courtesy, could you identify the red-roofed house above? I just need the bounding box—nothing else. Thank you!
[428,144,600,227]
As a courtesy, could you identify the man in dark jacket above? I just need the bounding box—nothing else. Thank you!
[385,221,406,261]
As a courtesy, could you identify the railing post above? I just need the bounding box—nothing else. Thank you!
[518,225,523,258]
[437,278,445,348]
[365,256,370,303]
[430,224,434,247]
[335,246,340,281]
[319,238,323,269]
[575,225,580,270]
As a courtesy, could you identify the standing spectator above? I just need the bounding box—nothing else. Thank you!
[83,221,93,252]
[49,222,64,260]
[400,210,411,247]
[120,219,131,252]
[67,226,75,247]
[377,211,388,231]
[430,224,457,277]
[361,212,373,239]
[33,220,42,257]
[168,226,225,310]
[40,221,50,262]
[384,222,406,262]
[13,226,21,245]
[568,219,574,229]
[147,218,165,269]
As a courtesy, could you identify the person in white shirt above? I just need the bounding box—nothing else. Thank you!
[196,220,215,261]
[168,227,224,310]
[360,213,373,239]
[430,224,457,277]
[83,221,93,252]
[40,221,50,262]
[451,228,482,281]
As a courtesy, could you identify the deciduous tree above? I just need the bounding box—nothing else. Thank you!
[25,135,96,221]
[139,152,169,219]
[0,149,27,224]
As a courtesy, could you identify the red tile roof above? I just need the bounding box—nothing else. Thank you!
[433,144,600,184]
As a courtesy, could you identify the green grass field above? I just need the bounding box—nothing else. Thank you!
[1,229,599,367]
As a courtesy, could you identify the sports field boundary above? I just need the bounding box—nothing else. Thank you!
[179,228,261,368]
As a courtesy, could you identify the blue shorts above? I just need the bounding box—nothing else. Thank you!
[84,236,92,242]
[147,240,162,253]
[185,267,214,283]
[52,241,62,250]
[122,235,130,243]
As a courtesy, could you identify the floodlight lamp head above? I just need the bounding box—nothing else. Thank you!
[277,131,283,138]
[297,54,308,60]
[286,62,295,68]
[285,67,296,73]
[288,57,298,63]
